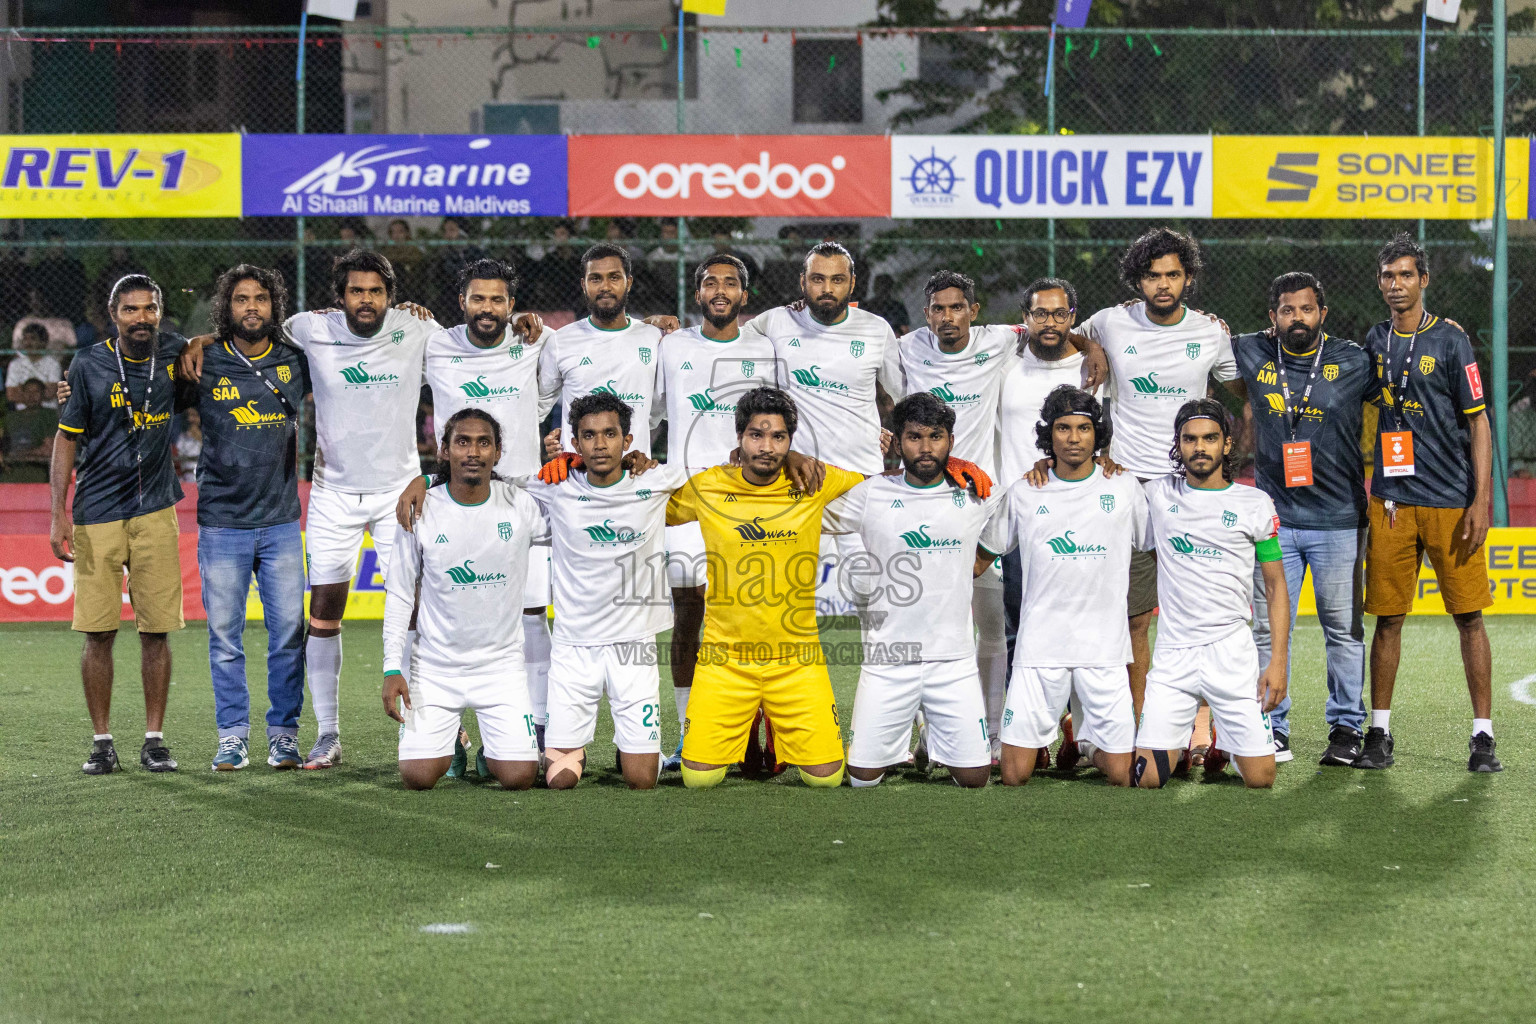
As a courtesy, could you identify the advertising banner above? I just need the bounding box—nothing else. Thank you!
[568,134,890,217]
[890,135,1213,219]
[1212,135,1530,219]
[0,534,204,623]
[0,134,241,217]
[242,134,568,217]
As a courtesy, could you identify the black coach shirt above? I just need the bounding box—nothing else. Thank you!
[181,339,311,529]
[1365,315,1485,509]
[1235,331,1379,531]
[58,333,185,526]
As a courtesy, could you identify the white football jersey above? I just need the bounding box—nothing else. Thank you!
[286,308,434,493]
[823,473,999,663]
[1140,474,1280,648]
[538,315,664,456]
[996,346,1095,486]
[889,324,1019,479]
[382,481,550,694]
[523,464,687,646]
[979,468,1148,667]
[425,324,552,477]
[657,325,778,473]
[747,304,900,474]
[1081,302,1239,478]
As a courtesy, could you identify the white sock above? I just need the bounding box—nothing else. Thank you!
[850,773,883,788]
[402,628,418,686]
[306,632,343,735]
[973,583,1008,741]
[674,685,691,727]
[94,733,112,742]
[1372,709,1391,733]
[1473,718,1493,739]
[145,731,163,740]
[522,612,551,726]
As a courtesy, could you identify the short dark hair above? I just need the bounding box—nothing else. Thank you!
[108,273,163,314]
[1170,398,1236,482]
[580,242,633,279]
[891,391,956,436]
[1035,385,1111,459]
[19,322,48,343]
[803,240,854,274]
[20,377,45,393]
[735,386,798,437]
[1377,232,1428,277]
[568,390,633,437]
[458,258,518,298]
[431,408,502,486]
[210,264,289,343]
[1119,228,1203,294]
[694,253,749,289]
[924,269,976,306]
[331,248,397,304]
[1021,276,1079,315]
[1268,271,1326,311]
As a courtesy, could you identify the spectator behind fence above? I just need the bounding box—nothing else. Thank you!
[92,246,144,319]
[529,221,584,313]
[33,231,88,324]
[645,218,681,263]
[174,408,203,483]
[383,219,426,306]
[14,287,76,355]
[861,273,912,337]
[431,217,485,319]
[7,323,63,406]
[2,378,58,482]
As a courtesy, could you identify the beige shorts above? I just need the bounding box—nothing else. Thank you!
[72,507,184,634]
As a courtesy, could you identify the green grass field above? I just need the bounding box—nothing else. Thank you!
[2,616,1533,1024]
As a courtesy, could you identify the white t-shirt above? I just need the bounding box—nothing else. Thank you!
[656,325,778,473]
[6,352,63,408]
[1081,302,1238,478]
[996,345,1095,486]
[382,480,551,694]
[425,323,552,477]
[888,324,1019,479]
[980,467,1148,667]
[537,315,664,457]
[747,304,900,474]
[1140,474,1280,649]
[823,474,1000,663]
[523,464,687,646]
[286,308,435,493]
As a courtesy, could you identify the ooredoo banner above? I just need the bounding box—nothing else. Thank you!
[567,135,890,217]
[0,534,204,623]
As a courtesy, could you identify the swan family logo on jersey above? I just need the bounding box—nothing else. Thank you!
[228,401,287,427]
[339,362,400,388]
[733,517,796,543]
[458,376,520,401]
[1169,534,1223,560]
[1046,530,1108,557]
[929,382,982,405]
[444,559,508,588]
[788,366,850,392]
[1129,372,1187,397]
[899,525,963,550]
[582,519,644,546]
[687,388,737,414]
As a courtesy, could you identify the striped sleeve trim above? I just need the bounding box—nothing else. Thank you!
[58,423,85,434]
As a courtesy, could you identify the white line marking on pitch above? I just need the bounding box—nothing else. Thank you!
[1510,673,1536,706]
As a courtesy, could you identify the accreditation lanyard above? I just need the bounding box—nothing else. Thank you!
[1384,311,1430,432]
[1274,334,1326,443]
[226,343,297,416]
[110,339,158,465]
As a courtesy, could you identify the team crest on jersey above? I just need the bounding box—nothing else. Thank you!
[639,347,652,365]
[277,365,292,383]
[1419,354,1437,376]
[1003,709,1013,726]
[789,488,804,502]
[1222,510,1238,528]
[1100,494,1115,512]
[636,489,652,500]
[741,360,755,378]
[952,489,966,508]
[509,345,523,360]
[974,352,990,366]
[850,340,865,358]
[1186,343,1201,360]
[1323,363,1339,381]
[498,521,512,541]
[390,330,405,345]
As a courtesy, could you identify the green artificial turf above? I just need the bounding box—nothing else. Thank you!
[1,617,1532,1024]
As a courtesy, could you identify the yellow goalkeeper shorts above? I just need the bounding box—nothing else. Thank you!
[681,658,844,768]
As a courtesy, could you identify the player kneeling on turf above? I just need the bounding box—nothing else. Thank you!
[382,409,549,790]
[528,392,685,790]
[981,386,1146,786]
[1133,399,1290,790]
[825,392,997,788]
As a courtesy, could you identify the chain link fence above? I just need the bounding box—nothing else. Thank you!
[2,23,1534,482]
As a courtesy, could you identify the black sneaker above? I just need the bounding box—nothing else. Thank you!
[83,739,120,775]
[1468,732,1503,773]
[140,738,179,772]
[1319,726,1364,767]
[1273,732,1294,763]
[1356,727,1394,769]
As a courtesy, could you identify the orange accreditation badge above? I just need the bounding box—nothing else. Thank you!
[1281,441,1314,487]
[1380,430,1415,477]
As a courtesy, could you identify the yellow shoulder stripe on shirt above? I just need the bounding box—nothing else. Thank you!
[58,423,84,434]
[1464,404,1486,416]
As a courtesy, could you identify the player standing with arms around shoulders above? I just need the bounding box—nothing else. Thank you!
[1358,234,1499,773]
[824,393,998,789]
[381,409,549,791]
[980,386,1146,787]
[1132,400,1288,789]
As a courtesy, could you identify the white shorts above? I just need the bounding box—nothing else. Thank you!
[397,674,540,762]
[1002,665,1134,754]
[305,481,408,588]
[523,546,551,608]
[545,640,663,753]
[1137,630,1275,758]
[665,522,709,590]
[848,659,991,770]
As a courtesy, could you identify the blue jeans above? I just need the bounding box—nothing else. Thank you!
[1251,526,1367,737]
[197,522,306,740]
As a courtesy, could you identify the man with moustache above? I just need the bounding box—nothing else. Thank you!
[53,275,187,775]
[1234,272,1378,768]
